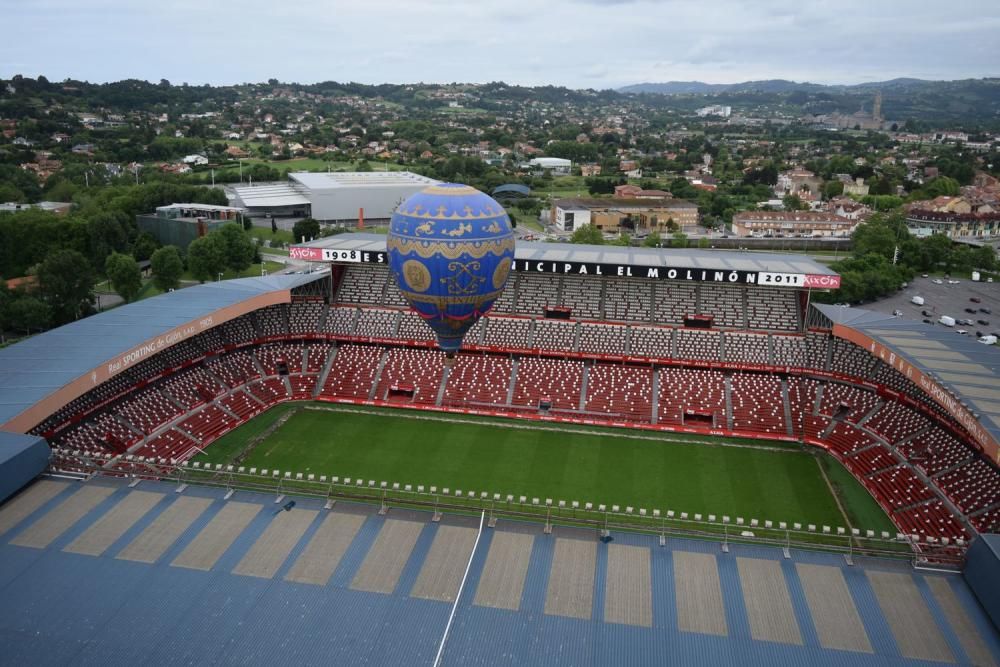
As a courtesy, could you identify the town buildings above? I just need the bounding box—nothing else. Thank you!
[551,197,699,234]
[731,211,857,237]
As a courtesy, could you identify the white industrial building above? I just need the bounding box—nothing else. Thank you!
[231,171,440,222]
[527,157,572,175]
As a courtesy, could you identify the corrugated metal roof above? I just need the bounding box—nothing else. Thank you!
[816,303,1000,444]
[232,183,311,208]
[1,477,996,666]
[289,171,439,191]
[0,274,319,431]
[298,233,839,276]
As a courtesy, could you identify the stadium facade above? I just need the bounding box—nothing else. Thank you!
[231,171,440,222]
[1,240,999,663]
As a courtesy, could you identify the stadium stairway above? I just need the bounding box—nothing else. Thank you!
[435,366,451,407]
[313,346,338,398]
[855,400,884,428]
[578,363,590,412]
[780,379,793,437]
[722,375,734,431]
[369,350,390,401]
[649,368,659,425]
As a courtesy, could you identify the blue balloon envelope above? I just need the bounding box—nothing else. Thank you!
[387,183,515,359]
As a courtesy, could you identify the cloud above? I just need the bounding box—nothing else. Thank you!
[1,0,998,88]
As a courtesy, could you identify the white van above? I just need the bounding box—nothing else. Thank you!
[939,315,956,327]
[979,335,997,345]
[911,296,925,306]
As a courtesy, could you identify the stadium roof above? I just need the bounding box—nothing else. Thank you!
[296,233,839,276]
[231,183,311,208]
[0,274,322,434]
[3,477,996,665]
[289,171,438,191]
[816,303,1000,461]
[491,184,531,198]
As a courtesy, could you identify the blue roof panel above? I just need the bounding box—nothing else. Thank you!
[0,274,321,431]
[0,478,998,666]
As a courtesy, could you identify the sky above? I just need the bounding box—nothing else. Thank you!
[1,0,998,90]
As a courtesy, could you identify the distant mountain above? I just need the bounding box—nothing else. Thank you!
[619,79,833,95]
[619,77,998,96]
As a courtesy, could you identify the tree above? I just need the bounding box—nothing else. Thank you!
[782,193,806,211]
[570,224,604,245]
[131,232,159,261]
[973,245,997,272]
[6,296,51,334]
[823,180,844,199]
[87,211,130,269]
[104,252,142,303]
[217,223,255,272]
[37,249,95,323]
[186,234,227,283]
[151,246,184,292]
[642,231,662,248]
[293,217,321,243]
[852,212,908,261]
[670,232,689,248]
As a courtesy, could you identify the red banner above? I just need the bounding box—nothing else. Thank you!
[805,274,841,289]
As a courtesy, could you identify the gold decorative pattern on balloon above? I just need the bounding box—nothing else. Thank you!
[396,205,502,220]
[401,288,505,306]
[441,261,485,295]
[492,257,512,290]
[414,220,435,236]
[401,260,431,293]
[444,223,472,237]
[386,236,515,261]
[421,184,480,196]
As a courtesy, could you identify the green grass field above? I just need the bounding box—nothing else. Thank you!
[192,404,896,533]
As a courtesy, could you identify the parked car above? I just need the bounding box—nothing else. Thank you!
[932,279,944,284]
[971,297,982,303]
[981,308,992,314]
[922,310,933,317]
[965,308,978,313]
[978,319,990,326]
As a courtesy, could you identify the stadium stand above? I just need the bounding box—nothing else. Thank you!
[6,258,999,551]
[321,344,384,399]
[657,367,725,426]
[373,348,445,404]
[560,276,602,320]
[510,357,584,411]
[584,364,653,421]
[443,354,513,407]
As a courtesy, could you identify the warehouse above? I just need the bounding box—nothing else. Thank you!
[231,171,440,223]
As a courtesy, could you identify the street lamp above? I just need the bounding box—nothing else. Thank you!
[239,158,244,184]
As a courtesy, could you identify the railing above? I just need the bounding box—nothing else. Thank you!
[49,447,967,570]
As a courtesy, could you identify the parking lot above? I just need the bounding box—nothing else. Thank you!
[857,275,1000,339]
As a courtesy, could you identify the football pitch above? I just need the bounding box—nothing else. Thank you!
[193,403,896,534]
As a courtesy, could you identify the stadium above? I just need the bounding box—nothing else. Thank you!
[1,232,999,664]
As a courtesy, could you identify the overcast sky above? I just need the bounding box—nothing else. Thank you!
[2,0,998,89]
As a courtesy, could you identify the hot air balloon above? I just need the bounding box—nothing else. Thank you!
[387,183,516,363]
